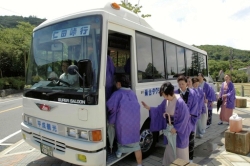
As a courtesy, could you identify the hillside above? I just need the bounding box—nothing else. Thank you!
[0,15,46,28]
[195,45,250,62]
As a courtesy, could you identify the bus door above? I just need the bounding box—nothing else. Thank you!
[106,23,135,165]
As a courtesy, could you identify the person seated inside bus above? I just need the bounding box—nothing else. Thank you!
[124,57,131,74]
[106,74,142,166]
[59,60,78,86]
[106,50,115,100]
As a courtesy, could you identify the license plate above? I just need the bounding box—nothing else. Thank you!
[40,143,54,157]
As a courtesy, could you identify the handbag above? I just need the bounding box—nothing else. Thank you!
[217,97,223,112]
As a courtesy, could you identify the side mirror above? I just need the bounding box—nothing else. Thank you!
[78,59,93,88]
[68,65,79,75]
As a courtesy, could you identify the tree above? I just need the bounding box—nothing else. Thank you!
[0,22,34,78]
[119,1,151,18]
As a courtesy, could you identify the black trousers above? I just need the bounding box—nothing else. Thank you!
[207,109,213,125]
[189,131,195,160]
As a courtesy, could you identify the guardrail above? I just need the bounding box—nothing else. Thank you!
[216,82,250,97]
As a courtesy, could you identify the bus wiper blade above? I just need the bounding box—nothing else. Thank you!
[46,90,63,96]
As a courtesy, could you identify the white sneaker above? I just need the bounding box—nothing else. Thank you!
[189,160,193,163]
[202,129,206,134]
[196,134,203,138]
[116,151,122,158]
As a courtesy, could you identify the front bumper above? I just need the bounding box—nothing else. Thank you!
[21,122,106,166]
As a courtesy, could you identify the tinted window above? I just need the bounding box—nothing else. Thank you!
[152,38,165,80]
[165,42,177,79]
[186,49,194,76]
[199,53,208,76]
[176,46,185,76]
[136,33,153,82]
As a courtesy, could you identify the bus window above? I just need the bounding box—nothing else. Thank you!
[165,42,177,79]
[152,38,165,80]
[136,33,153,82]
[176,46,185,76]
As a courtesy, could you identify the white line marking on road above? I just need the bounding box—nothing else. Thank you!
[0,143,13,146]
[0,98,22,104]
[0,130,21,144]
[0,139,24,157]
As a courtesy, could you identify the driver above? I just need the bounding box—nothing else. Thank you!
[59,60,78,86]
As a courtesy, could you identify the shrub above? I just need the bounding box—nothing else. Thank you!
[0,77,25,90]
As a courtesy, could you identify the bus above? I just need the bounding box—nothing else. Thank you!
[21,2,209,166]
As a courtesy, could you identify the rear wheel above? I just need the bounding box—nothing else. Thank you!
[140,121,158,158]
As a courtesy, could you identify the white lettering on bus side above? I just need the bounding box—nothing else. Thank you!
[58,98,85,104]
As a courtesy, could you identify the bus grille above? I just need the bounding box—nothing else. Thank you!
[33,133,66,152]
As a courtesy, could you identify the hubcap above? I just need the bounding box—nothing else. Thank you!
[140,129,153,152]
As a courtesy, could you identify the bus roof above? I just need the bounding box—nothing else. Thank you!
[35,2,207,55]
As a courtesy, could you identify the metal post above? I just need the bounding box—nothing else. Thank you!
[241,85,244,97]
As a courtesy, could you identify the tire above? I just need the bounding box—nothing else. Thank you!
[139,119,158,159]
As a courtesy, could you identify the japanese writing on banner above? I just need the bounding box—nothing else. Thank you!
[51,25,90,40]
[36,119,59,134]
[144,87,160,96]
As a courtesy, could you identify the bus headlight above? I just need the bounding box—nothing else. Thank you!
[24,115,28,123]
[67,128,77,137]
[28,117,33,125]
[79,130,89,140]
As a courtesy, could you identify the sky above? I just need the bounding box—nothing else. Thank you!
[1,0,250,51]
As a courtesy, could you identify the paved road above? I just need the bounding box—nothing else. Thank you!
[0,105,232,166]
[0,95,23,152]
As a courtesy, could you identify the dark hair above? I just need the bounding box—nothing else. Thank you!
[160,82,174,96]
[177,75,187,83]
[192,77,199,84]
[203,78,207,82]
[198,73,204,78]
[107,49,111,56]
[62,60,70,66]
[115,74,130,88]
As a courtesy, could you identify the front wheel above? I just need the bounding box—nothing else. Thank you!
[139,123,158,158]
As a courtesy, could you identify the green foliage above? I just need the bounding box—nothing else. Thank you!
[119,1,151,18]
[199,45,250,83]
[0,77,25,90]
[0,15,46,28]
[224,70,248,83]
[0,21,35,78]
[196,45,250,62]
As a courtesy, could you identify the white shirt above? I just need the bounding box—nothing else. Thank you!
[59,73,78,86]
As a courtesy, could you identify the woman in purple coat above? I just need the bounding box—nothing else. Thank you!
[174,75,198,163]
[218,74,236,125]
[106,74,142,166]
[192,77,205,138]
[141,82,191,165]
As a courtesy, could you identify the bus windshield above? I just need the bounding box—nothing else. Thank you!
[24,15,102,105]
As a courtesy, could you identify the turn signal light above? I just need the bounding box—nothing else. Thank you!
[90,130,102,141]
[111,3,120,10]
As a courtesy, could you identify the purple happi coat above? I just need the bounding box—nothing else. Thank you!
[207,85,217,110]
[107,88,140,145]
[149,97,191,149]
[193,87,204,119]
[201,82,215,113]
[105,56,115,100]
[174,88,198,132]
[219,81,236,109]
